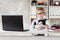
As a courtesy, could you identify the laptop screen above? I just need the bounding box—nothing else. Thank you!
[2,15,23,31]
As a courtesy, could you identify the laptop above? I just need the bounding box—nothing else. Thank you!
[2,15,29,32]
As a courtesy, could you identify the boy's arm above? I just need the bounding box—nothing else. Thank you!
[45,20,51,28]
[29,20,36,31]
[40,20,50,29]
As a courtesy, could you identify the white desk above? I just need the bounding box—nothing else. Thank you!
[0,31,32,36]
[0,30,60,36]
[0,30,48,36]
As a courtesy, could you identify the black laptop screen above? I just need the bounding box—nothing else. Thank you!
[2,15,23,31]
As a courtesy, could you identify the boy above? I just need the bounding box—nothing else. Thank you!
[30,7,50,31]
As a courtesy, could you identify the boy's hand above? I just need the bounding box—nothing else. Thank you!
[42,25,49,28]
[35,25,42,30]
[35,25,49,30]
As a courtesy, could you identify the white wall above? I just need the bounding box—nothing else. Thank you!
[0,0,30,31]
[0,0,60,40]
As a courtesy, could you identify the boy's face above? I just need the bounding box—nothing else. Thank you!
[36,10,45,19]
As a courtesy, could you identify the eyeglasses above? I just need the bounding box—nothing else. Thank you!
[37,12,45,15]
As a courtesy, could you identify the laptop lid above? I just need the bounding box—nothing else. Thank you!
[2,15,24,31]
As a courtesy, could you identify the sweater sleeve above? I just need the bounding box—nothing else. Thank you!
[46,20,51,28]
[29,20,36,31]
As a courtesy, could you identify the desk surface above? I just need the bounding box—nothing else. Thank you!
[0,30,60,36]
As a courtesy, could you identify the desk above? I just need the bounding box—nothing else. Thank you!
[49,31,60,36]
[0,31,60,36]
[0,31,32,36]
